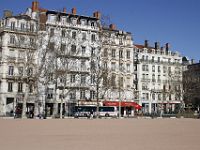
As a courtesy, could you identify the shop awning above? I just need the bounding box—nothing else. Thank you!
[103,101,142,110]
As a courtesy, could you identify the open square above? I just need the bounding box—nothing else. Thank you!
[0,118,199,150]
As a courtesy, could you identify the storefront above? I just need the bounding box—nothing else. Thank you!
[103,101,142,117]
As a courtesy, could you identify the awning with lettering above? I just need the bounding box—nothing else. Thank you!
[103,101,142,110]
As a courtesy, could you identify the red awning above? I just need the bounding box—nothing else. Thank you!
[103,101,142,110]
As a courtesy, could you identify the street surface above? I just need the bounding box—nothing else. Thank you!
[0,118,199,150]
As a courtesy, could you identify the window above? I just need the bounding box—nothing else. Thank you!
[119,50,123,58]
[10,35,15,44]
[81,75,86,84]
[119,63,123,71]
[11,22,15,30]
[81,46,86,54]
[20,23,25,31]
[30,37,34,46]
[81,60,86,69]
[103,62,107,69]
[30,24,34,32]
[70,74,76,83]
[82,32,86,41]
[126,77,130,88]
[158,57,160,62]
[90,60,95,70]
[80,90,85,99]
[111,62,116,71]
[8,82,13,92]
[91,47,95,56]
[158,75,161,82]
[91,75,95,84]
[18,67,23,75]
[50,28,54,37]
[70,91,76,99]
[119,77,123,87]
[61,44,66,52]
[111,49,116,58]
[158,66,161,72]
[146,56,148,60]
[142,55,145,60]
[163,66,166,73]
[61,30,66,37]
[90,90,95,99]
[152,74,155,82]
[20,36,25,44]
[126,50,130,59]
[47,88,53,99]
[72,31,76,39]
[103,48,108,57]
[71,45,76,53]
[18,82,23,92]
[8,66,14,75]
[111,74,116,87]
[152,56,154,62]
[127,64,130,72]
[91,22,95,27]
[168,67,171,74]
[142,65,145,71]
[49,42,55,50]
[152,65,155,72]
[28,68,33,76]
[91,34,96,42]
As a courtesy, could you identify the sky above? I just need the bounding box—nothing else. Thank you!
[0,0,200,61]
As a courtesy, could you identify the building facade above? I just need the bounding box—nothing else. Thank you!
[133,41,183,115]
[0,11,37,116]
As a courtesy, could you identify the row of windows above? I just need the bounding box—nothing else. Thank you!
[49,90,96,100]
[103,49,131,59]
[50,28,97,42]
[142,93,180,101]
[110,62,131,72]
[141,55,180,63]
[9,21,35,32]
[9,35,35,45]
[142,65,172,73]
[7,82,33,93]
[8,66,33,76]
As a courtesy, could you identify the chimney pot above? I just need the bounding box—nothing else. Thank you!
[144,40,148,48]
[72,7,77,14]
[166,43,170,51]
[63,7,66,13]
[93,11,101,19]
[32,1,39,12]
[155,42,160,50]
[109,24,116,30]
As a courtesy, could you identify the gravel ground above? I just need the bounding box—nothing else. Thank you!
[0,118,199,150]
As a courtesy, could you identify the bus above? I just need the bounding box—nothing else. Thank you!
[74,106,118,118]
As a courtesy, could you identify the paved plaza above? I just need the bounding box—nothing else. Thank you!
[0,118,199,150]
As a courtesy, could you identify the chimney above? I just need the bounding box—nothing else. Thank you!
[63,7,66,13]
[166,43,170,51]
[3,10,12,18]
[32,1,39,12]
[155,42,160,50]
[72,7,77,15]
[109,24,116,30]
[93,11,101,19]
[144,40,148,48]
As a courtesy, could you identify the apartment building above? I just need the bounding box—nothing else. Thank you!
[100,24,136,116]
[0,10,37,116]
[133,41,183,115]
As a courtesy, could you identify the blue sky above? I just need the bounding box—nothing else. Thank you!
[1,0,200,61]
